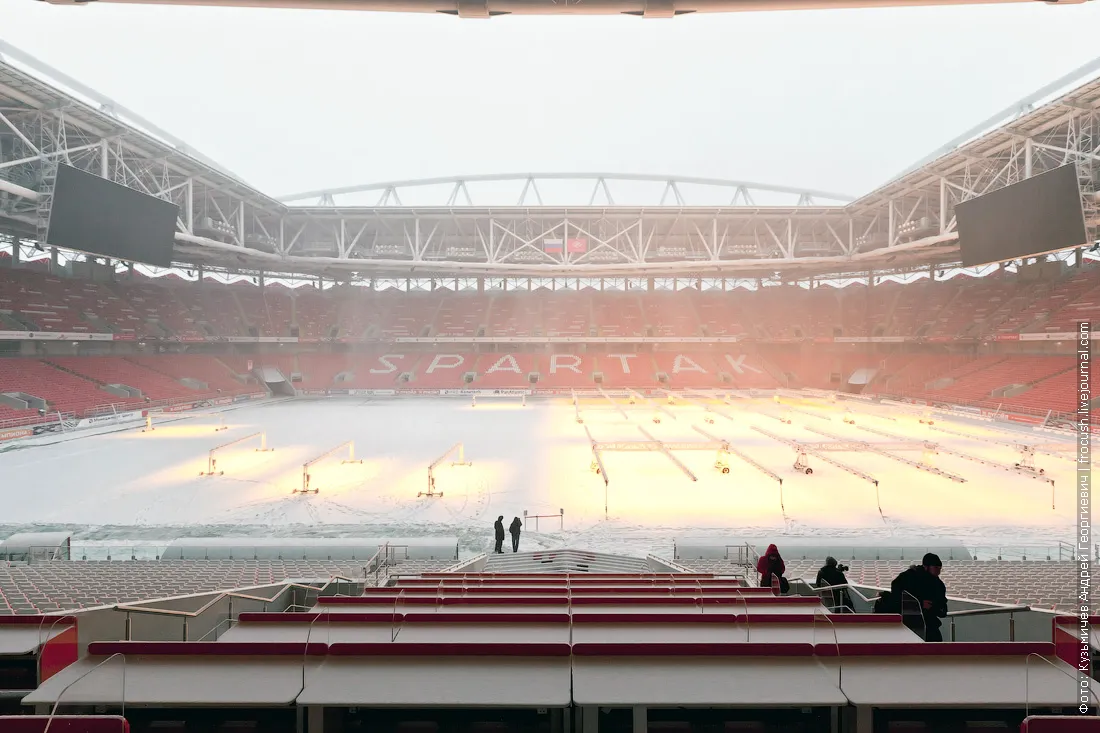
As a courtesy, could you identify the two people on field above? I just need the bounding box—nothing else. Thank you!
[493,516,523,553]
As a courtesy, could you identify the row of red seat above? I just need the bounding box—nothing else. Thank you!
[0,355,255,417]
[0,348,1081,417]
[287,351,779,390]
[82,639,1054,658]
[3,262,1100,341]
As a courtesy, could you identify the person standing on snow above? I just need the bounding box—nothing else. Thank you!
[509,517,523,553]
[493,516,505,554]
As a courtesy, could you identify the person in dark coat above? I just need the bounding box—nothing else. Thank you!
[509,517,523,553]
[873,590,898,614]
[493,516,505,554]
[756,544,788,593]
[890,552,948,641]
[816,556,854,612]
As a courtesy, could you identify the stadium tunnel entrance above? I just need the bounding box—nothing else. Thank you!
[256,365,295,397]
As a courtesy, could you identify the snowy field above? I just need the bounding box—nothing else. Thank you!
[0,394,1079,559]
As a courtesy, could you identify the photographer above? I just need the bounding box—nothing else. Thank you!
[816,556,854,612]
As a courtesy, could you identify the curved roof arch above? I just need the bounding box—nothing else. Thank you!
[277,173,856,208]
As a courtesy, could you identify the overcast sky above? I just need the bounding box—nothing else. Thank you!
[2,1,1099,206]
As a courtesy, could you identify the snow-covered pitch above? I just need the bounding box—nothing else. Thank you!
[0,394,1076,558]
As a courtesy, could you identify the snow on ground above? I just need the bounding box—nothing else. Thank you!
[0,394,1078,558]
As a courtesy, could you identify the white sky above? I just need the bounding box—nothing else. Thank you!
[2,1,1099,204]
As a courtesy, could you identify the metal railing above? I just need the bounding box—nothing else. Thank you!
[1025,652,1100,717]
[14,542,400,563]
[391,588,406,642]
[37,615,76,684]
[523,509,564,532]
[43,652,126,733]
[805,577,1044,642]
[365,543,412,587]
[0,409,73,431]
[114,575,356,640]
[803,580,882,613]
[813,607,843,692]
[194,615,236,642]
[880,391,1073,422]
[301,610,330,694]
[0,391,264,435]
[946,604,1030,642]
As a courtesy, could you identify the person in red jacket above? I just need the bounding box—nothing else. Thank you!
[757,544,788,592]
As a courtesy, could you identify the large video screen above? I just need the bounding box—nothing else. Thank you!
[956,164,1088,268]
[46,164,179,268]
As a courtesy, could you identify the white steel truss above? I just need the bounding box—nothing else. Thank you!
[0,40,1097,279]
[278,173,855,208]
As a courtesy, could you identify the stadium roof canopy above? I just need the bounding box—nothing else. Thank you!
[33,0,1093,19]
[0,38,1097,280]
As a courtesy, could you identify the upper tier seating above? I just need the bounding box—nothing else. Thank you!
[694,293,745,336]
[0,269,99,333]
[373,294,437,338]
[593,294,645,337]
[541,292,591,337]
[3,262,1100,342]
[179,286,247,338]
[295,288,336,339]
[487,294,543,337]
[115,282,206,340]
[433,295,489,337]
[641,293,700,337]
[925,274,1009,338]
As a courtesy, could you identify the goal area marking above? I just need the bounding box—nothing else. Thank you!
[200,431,272,476]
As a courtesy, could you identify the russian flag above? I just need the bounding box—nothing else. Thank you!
[543,238,563,254]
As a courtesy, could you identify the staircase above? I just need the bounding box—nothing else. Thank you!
[747,348,791,388]
[83,313,117,334]
[484,549,651,573]
[0,312,29,331]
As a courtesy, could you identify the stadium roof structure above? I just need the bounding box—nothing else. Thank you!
[34,0,1094,18]
[0,38,1098,280]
